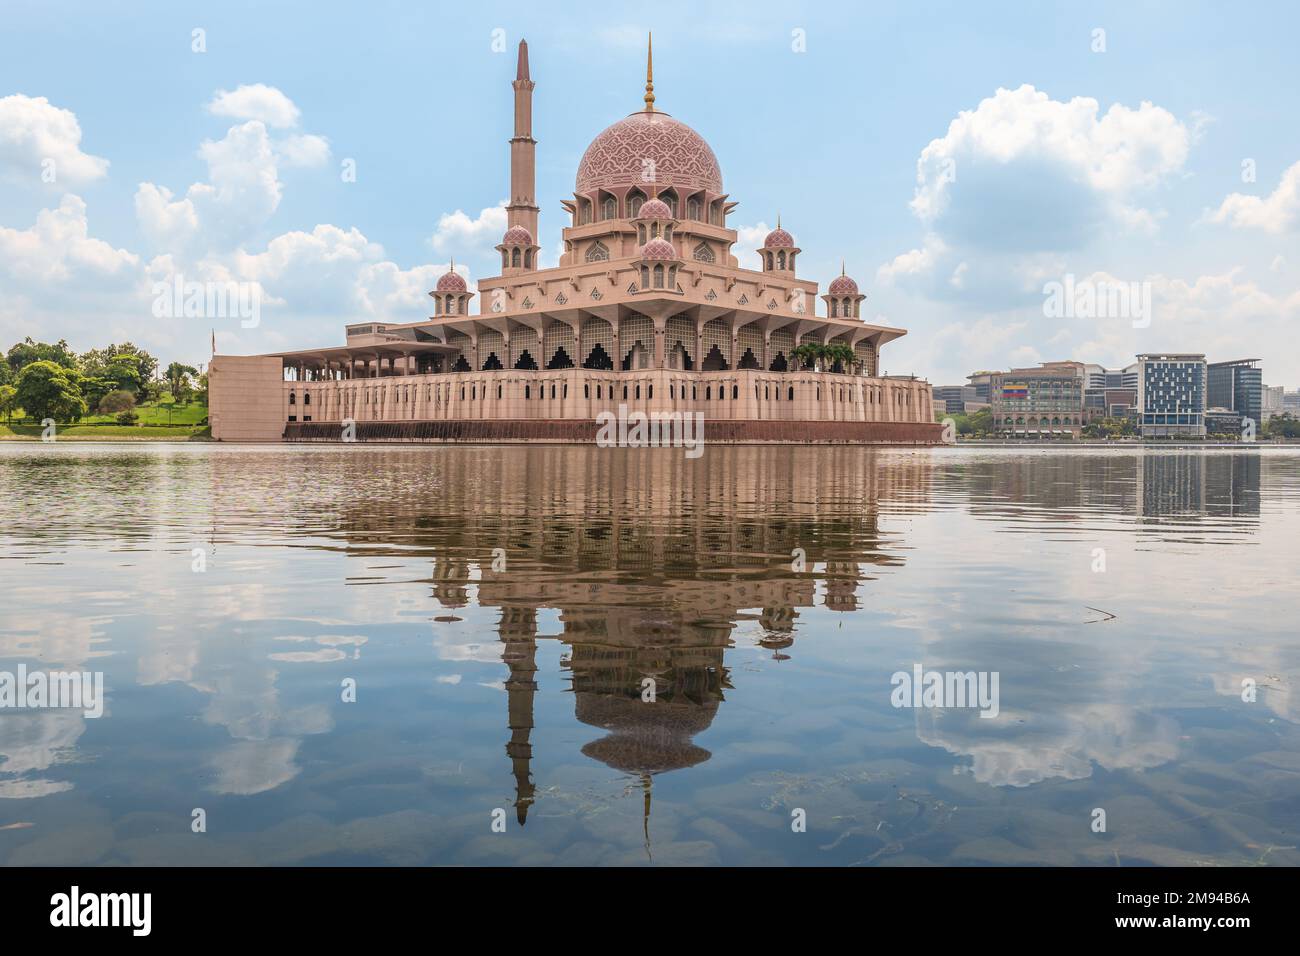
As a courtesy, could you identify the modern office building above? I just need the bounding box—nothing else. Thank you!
[1205,408,1243,435]
[966,371,997,404]
[932,385,979,415]
[1082,363,1139,421]
[1263,385,1285,421]
[991,361,1086,437]
[1207,359,1262,429]
[208,39,938,444]
[1136,353,1206,437]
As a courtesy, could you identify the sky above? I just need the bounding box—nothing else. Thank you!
[1,0,1297,386]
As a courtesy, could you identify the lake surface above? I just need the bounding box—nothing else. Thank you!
[0,443,1297,866]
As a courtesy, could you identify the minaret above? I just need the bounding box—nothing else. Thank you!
[507,39,539,251]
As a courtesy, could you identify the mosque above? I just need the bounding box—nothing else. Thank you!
[209,38,939,443]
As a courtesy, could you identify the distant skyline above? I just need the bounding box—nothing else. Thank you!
[1,0,1297,385]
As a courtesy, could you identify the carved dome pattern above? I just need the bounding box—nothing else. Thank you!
[576,111,722,195]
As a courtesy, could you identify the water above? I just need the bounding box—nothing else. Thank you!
[0,443,1297,866]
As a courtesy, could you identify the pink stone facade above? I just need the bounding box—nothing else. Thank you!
[209,38,938,445]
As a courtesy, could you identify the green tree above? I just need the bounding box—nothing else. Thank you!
[0,383,16,423]
[165,362,199,401]
[80,343,158,384]
[968,407,994,436]
[792,343,822,371]
[98,389,137,415]
[7,337,77,376]
[196,372,209,407]
[823,343,855,373]
[15,360,87,422]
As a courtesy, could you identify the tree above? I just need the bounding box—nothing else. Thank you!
[80,343,157,384]
[0,383,16,423]
[166,362,199,402]
[823,343,855,373]
[75,374,117,412]
[98,390,137,415]
[968,407,994,436]
[15,360,87,422]
[7,337,77,376]
[792,343,822,371]
[196,372,209,407]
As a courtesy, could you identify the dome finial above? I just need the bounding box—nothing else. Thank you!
[840,258,846,276]
[777,212,781,230]
[644,33,655,111]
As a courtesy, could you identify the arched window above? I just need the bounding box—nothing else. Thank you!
[830,300,839,318]
[501,251,509,270]
[580,201,592,224]
[668,265,678,287]
[693,242,715,263]
[653,264,664,288]
[524,249,533,268]
[602,196,617,219]
[640,265,650,289]
[628,193,644,218]
[777,251,786,270]
[511,248,521,267]
[637,225,647,244]
[687,197,703,220]
[585,241,609,263]
[289,392,296,405]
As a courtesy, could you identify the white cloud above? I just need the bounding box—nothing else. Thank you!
[877,235,946,284]
[136,120,332,251]
[0,94,110,187]
[430,200,508,254]
[0,194,138,283]
[1208,160,1300,234]
[207,84,302,129]
[276,133,330,168]
[909,85,1188,251]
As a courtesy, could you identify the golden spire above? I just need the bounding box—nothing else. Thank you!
[841,258,846,275]
[644,33,655,111]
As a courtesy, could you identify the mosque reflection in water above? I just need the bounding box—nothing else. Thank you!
[327,446,1262,833]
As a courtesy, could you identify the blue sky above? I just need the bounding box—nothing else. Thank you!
[2,0,1297,385]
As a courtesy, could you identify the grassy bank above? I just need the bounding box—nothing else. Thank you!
[0,423,211,440]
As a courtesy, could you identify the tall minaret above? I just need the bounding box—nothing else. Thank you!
[507,39,539,249]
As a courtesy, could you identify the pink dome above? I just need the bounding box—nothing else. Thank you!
[501,225,533,245]
[828,273,859,295]
[576,110,722,195]
[638,198,673,219]
[763,227,794,248]
[436,270,468,293]
[640,237,677,260]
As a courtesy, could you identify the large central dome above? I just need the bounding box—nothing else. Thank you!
[575,110,723,195]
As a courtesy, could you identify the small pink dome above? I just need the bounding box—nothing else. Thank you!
[501,225,533,245]
[638,198,673,219]
[828,273,858,295]
[436,270,468,292]
[640,237,677,260]
[763,227,794,248]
